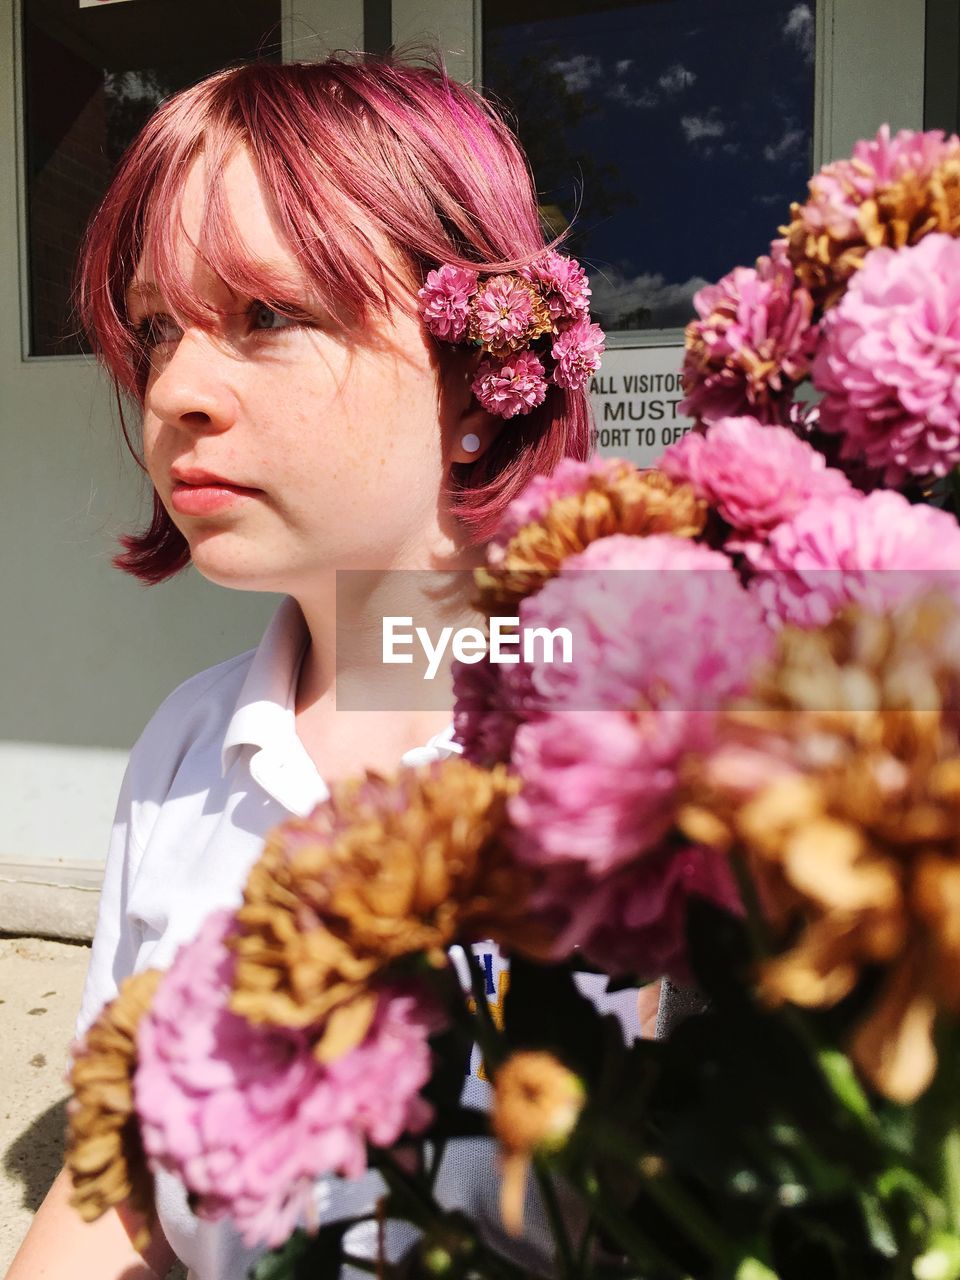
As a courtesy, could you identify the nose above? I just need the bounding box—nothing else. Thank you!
[146,328,241,434]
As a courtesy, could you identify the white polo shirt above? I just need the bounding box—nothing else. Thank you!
[75,594,640,1279]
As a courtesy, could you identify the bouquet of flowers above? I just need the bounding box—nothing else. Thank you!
[64,127,960,1279]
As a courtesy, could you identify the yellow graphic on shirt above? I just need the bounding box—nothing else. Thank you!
[467,967,511,1081]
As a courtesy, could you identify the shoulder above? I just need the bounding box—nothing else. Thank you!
[139,644,256,744]
[123,645,256,843]
[133,645,255,765]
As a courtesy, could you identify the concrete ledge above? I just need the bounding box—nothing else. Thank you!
[0,863,103,942]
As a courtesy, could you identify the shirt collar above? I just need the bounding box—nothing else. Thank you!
[220,596,461,809]
[220,595,309,779]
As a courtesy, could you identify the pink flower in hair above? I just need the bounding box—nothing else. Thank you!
[468,275,551,355]
[135,911,439,1249]
[681,240,818,427]
[660,416,852,545]
[418,264,479,342]
[473,349,549,418]
[813,235,960,484]
[519,250,592,328]
[550,317,605,391]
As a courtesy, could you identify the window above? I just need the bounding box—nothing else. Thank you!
[482,0,818,338]
[925,0,960,135]
[22,0,283,357]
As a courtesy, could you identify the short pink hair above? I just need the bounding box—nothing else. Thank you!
[75,50,594,584]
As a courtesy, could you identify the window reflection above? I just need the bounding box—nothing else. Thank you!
[483,0,817,334]
[23,0,282,357]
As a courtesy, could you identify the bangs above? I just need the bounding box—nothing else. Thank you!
[76,66,419,407]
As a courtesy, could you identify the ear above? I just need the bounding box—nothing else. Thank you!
[444,347,503,465]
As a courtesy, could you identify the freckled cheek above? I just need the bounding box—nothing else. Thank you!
[141,418,166,485]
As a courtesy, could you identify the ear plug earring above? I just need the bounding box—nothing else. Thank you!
[461,433,481,453]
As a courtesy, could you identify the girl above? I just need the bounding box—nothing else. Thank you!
[6,49,660,1280]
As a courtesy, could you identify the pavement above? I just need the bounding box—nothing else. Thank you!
[0,934,91,1272]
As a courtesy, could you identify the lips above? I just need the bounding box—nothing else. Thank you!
[171,468,259,491]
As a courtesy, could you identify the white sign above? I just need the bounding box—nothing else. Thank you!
[79,0,137,8]
[588,344,694,468]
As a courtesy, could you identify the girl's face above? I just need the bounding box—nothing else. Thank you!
[128,146,479,592]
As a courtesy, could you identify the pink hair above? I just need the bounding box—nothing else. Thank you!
[74,49,594,584]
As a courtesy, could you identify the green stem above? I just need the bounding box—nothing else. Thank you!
[728,848,773,961]
[875,1165,943,1231]
[426,1136,448,1193]
[371,1148,439,1229]
[575,1217,597,1278]
[588,1119,742,1267]
[730,854,885,1149]
[532,1157,577,1280]
[580,1168,694,1280]
[372,1148,531,1280]
[941,1123,960,1235]
[340,1253,399,1277]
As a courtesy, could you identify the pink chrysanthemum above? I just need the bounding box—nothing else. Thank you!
[487,456,625,563]
[453,654,534,767]
[509,709,696,874]
[516,533,770,714]
[135,912,438,1249]
[506,534,773,872]
[534,842,743,984]
[468,274,549,355]
[681,240,818,427]
[417,264,478,342]
[519,250,592,328]
[472,349,549,419]
[813,234,960,484]
[550,317,606,391]
[660,416,851,545]
[746,490,960,628]
[793,126,957,250]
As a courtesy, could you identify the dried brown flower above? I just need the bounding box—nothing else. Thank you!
[230,757,548,1061]
[475,465,706,615]
[492,1050,585,1235]
[679,596,960,1102]
[65,968,161,1247]
[782,151,960,309]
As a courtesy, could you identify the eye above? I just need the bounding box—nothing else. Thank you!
[132,312,182,348]
[250,302,304,331]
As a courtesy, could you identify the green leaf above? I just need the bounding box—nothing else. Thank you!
[914,1233,960,1280]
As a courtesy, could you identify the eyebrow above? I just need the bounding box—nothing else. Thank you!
[124,268,312,314]
[124,280,161,310]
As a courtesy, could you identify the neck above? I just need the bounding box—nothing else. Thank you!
[292,543,487,725]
